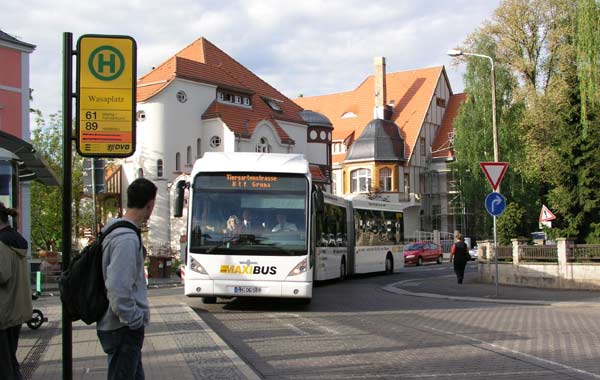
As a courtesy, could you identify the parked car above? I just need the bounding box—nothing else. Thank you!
[404,242,443,266]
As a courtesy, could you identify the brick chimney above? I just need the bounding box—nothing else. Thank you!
[374,56,387,119]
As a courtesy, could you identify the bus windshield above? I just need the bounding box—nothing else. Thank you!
[189,173,308,256]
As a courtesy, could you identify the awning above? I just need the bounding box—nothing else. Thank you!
[0,130,59,186]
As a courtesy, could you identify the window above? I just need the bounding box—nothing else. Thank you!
[186,146,192,165]
[176,90,187,103]
[350,168,371,193]
[235,95,242,104]
[432,205,441,231]
[264,98,282,112]
[420,137,426,157]
[136,110,146,121]
[404,173,410,193]
[379,167,392,191]
[436,97,446,108]
[175,152,181,172]
[137,168,144,178]
[157,159,163,178]
[210,136,221,148]
[331,171,337,195]
[255,137,271,153]
[196,138,202,157]
[243,97,251,106]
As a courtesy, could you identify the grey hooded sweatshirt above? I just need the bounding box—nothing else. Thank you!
[97,219,149,331]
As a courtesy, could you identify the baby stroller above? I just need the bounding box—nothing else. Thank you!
[26,291,47,330]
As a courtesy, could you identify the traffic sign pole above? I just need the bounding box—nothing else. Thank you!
[493,216,499,297]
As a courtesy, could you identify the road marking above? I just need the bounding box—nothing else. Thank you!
[269,313,341,336]
[422,325,600,379]
[186,304,262,380]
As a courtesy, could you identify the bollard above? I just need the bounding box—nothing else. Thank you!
[36,271,42,293]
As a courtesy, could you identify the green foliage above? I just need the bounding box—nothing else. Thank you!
[30,111,92,251]
[497,203,529,245]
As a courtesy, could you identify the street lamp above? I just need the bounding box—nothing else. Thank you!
[447,49,498,163]
[449,49,501,297]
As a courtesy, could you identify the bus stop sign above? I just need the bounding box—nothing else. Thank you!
[76,35,136,157]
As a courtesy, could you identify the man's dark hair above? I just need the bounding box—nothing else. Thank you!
[127,178,157,209]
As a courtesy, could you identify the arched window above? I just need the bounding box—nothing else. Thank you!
[157,159,163,178]
[255,137,271,153]
[196,138,202,157]
[379,167,392,191]
[350,168,371,193]
[175,152,181,172]
[186,146,192,165]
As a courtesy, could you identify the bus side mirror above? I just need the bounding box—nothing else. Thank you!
[313,186,324,214]
[173,180,188,217]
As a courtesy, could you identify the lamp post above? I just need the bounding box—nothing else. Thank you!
[448,49,500,297]
[447,49,498,163]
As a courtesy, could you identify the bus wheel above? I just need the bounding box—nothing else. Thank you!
[385,254,394,274]
[340,258,347,280]
[202,296,217,304]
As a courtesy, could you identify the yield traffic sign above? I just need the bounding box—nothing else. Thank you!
[480,162,509,191]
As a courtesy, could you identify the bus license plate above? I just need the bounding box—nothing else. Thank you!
[234,286,261,294]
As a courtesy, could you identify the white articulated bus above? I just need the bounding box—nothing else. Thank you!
[314,194,405,281]
[174,152,407,304]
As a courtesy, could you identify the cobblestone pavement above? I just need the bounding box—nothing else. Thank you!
[17,285,260,380]
[193,264,600,380]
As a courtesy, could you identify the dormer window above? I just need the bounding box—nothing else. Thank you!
[256,137,271,153]
[217,90,251,107]
[341,111,357,119]
[263,97,283,113]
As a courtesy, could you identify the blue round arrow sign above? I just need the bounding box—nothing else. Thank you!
[485,192,506,216]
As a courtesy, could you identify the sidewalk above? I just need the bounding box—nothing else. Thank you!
[17,276,261,380]
[385,265,600,306]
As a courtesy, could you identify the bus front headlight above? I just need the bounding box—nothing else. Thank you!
[190,257,208,274]
[288,258,307,276]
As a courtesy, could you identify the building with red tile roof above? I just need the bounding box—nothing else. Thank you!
[130,37,332,249]
[295,57,466,234]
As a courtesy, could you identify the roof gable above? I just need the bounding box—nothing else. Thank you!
[294,66,444,159]
[432,93,466,159]
[137,37,306,144]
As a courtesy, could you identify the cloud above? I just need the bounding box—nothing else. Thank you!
[3,0,498,119]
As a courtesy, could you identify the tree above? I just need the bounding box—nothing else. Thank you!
[577,0,600,132]
[30,111,92,251]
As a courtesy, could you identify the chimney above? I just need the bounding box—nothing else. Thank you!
[374,56,387,119]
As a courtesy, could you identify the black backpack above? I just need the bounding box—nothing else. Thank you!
[59,221,141,325]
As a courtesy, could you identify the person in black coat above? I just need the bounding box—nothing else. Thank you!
[451,231,469,284]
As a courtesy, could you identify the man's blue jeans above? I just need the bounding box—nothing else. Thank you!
[97,326,145,380]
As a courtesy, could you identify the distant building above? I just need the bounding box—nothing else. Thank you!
[0,30,58,250]
[294,57,466,235]
[129,38,331,251]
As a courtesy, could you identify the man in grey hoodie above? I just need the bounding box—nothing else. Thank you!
[97,178,157,380]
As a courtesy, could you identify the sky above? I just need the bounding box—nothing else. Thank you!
[3,0,499,122]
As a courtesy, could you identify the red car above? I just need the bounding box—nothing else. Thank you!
[404,242,443,266]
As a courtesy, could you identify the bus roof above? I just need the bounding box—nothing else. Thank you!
[193,152,309,175]
[351,198,406,212]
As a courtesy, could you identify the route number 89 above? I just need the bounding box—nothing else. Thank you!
[85,121,98,130]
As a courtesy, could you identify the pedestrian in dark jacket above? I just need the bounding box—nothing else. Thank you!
[451,231,469,284]
[0,203,31,380]
[97,178,157,380]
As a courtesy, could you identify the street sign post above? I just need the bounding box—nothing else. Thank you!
[76,35,136,157]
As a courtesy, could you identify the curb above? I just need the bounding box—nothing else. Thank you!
[382,276,599,306]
